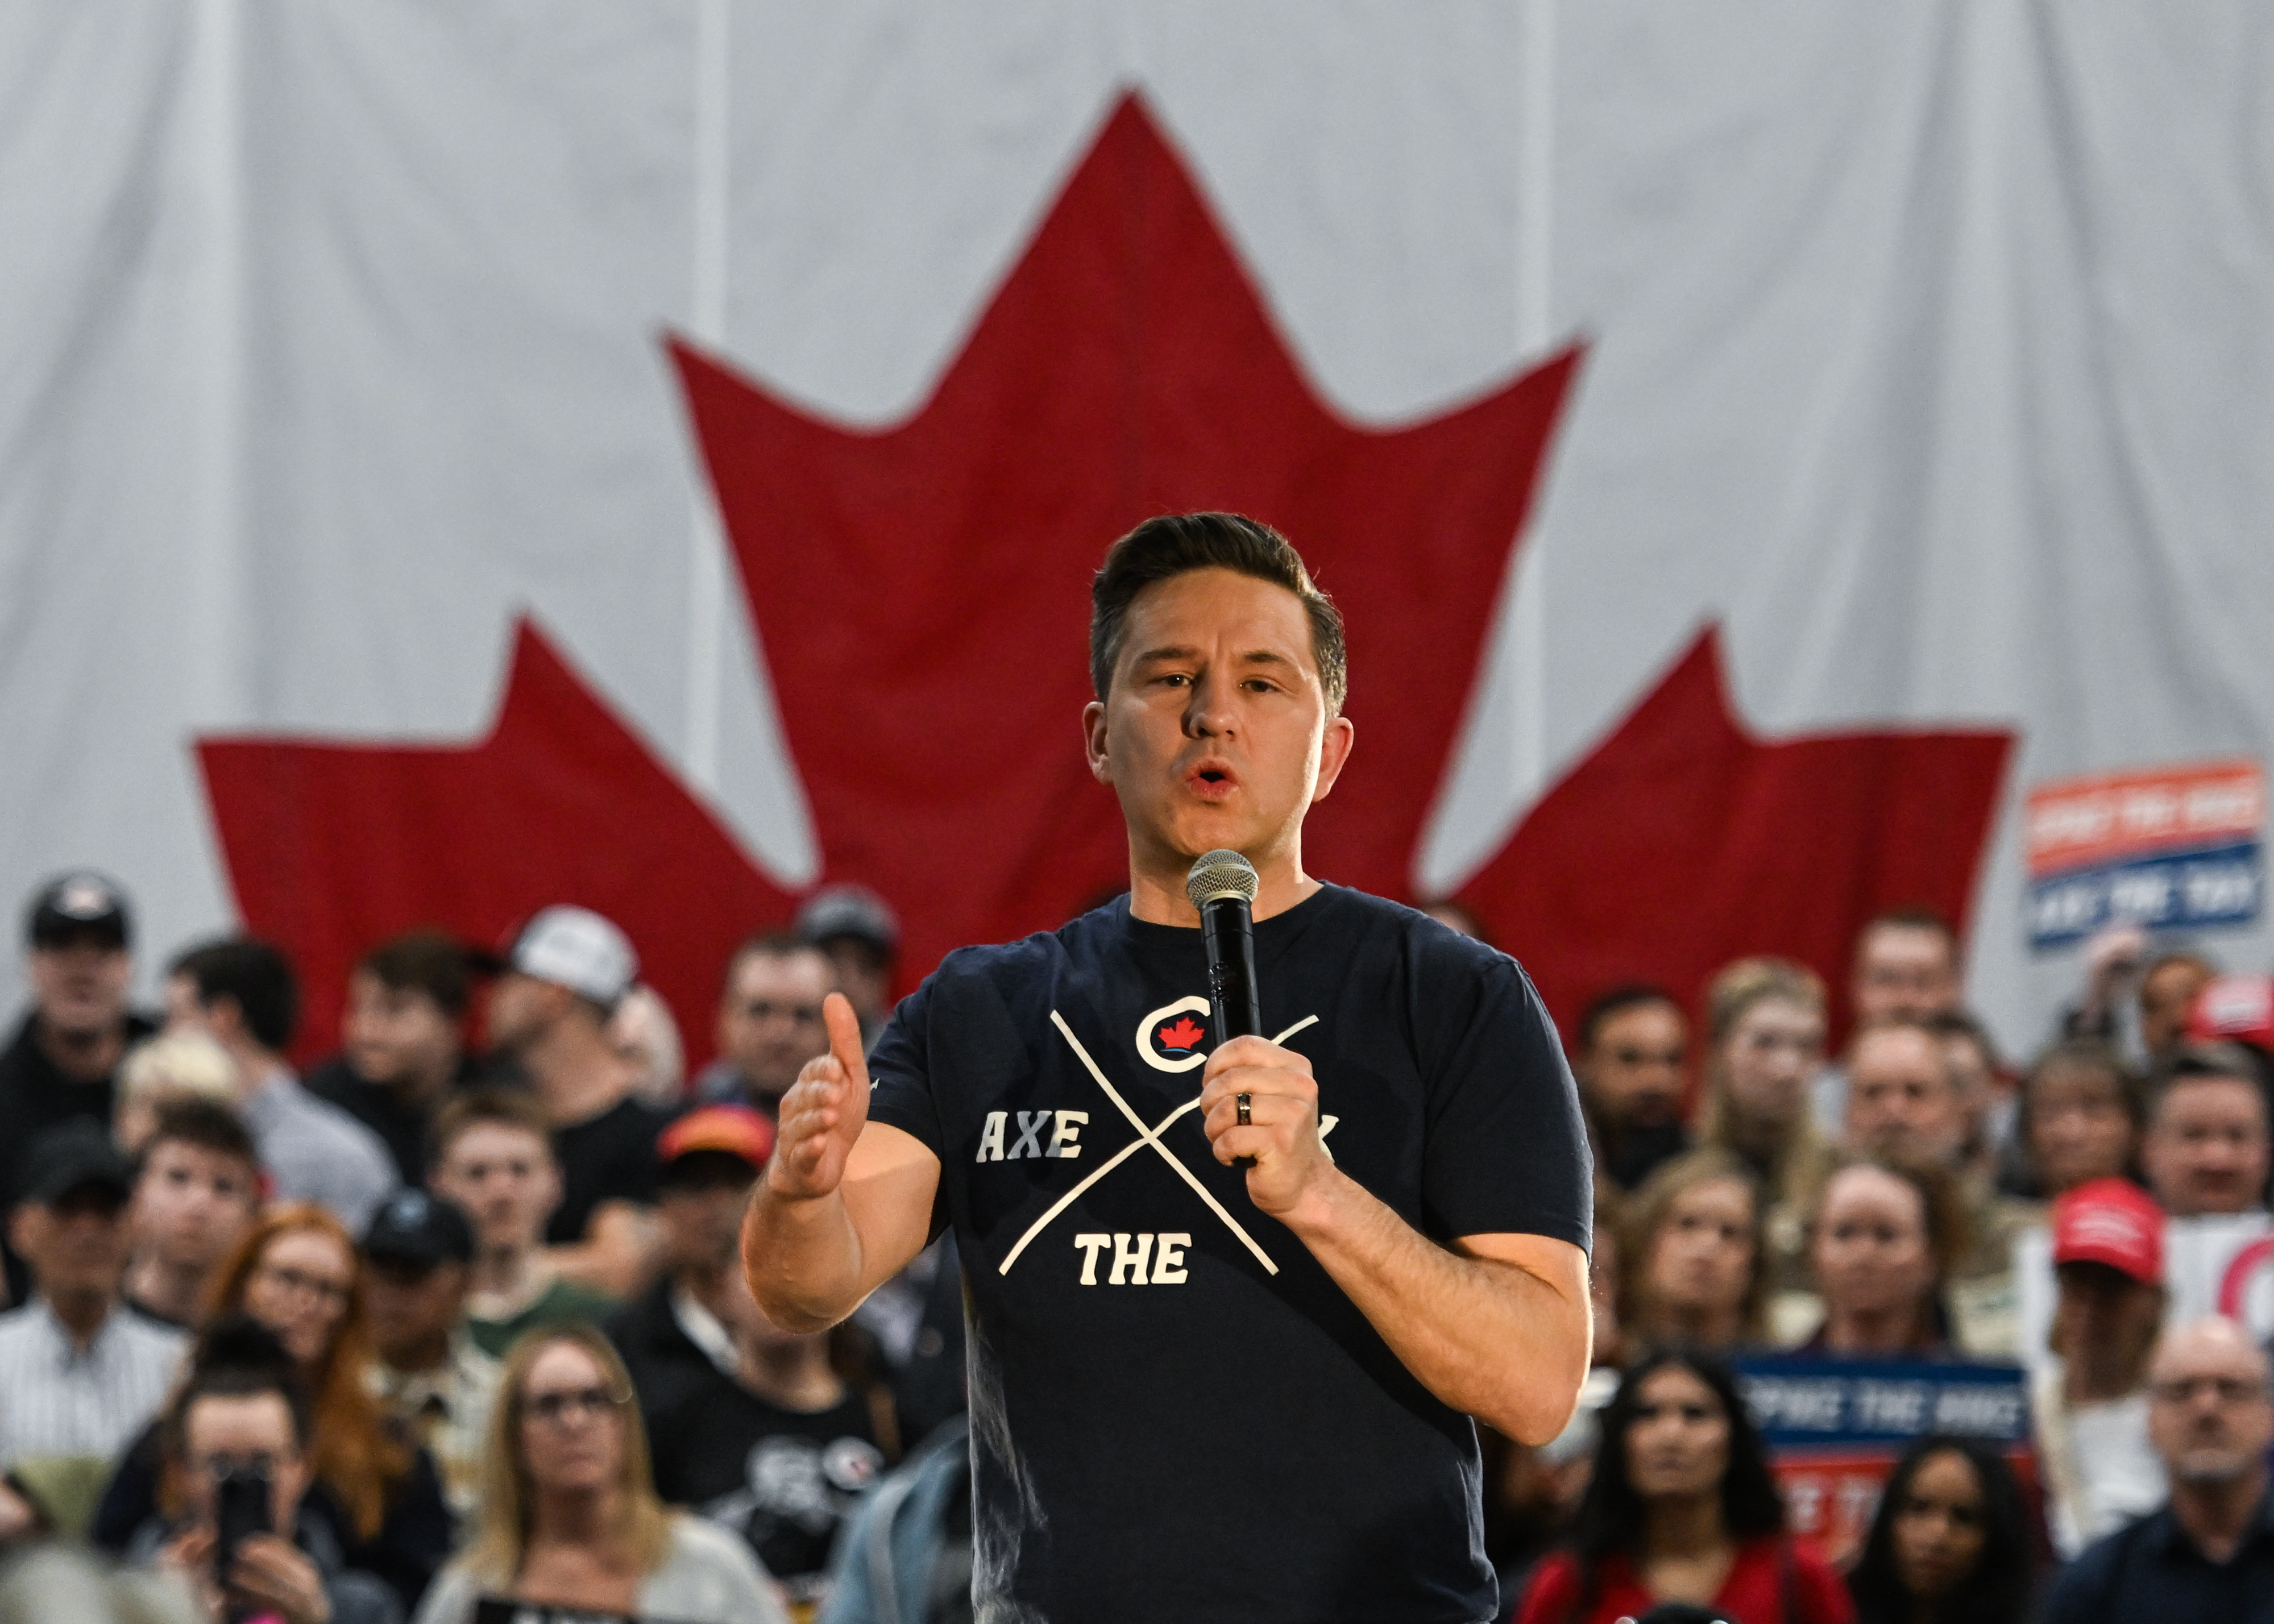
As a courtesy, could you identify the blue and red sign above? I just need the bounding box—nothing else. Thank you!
[2026,758,2264,949]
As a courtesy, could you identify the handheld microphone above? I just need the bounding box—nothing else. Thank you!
[1187,849,1262,1044]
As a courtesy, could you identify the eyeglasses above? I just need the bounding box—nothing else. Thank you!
[2149,1376,2270,1406]
[189,1449,291,1480]
[522,1384,629,1426]
[252,1264,351,1307]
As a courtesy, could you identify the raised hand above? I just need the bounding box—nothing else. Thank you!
[766,991,872,1201]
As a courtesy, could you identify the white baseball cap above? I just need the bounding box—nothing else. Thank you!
[509,906,637,1008]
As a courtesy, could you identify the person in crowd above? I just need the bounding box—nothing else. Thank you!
[412,1326,785,1624]
[1695,958,1831,1297]
[812,1414,972,1624]
[0,1122,186,1541]
[1617,1149,1766,1356]
[2140,1044,2271,1218]
[1844,1435,2034,1624]
[1799,1153,1967,1356]
[95,1204,453,1615]
[112,1032,241,1157]
[306,929,497,1186]
[697,935,835,1114]
[605,1106,773,1411]
[1812,909,1964,1135]
[165,937,395,1231]
[1929,1011,2015,1181]
[2043,1315,2274,1622]
[0,873,155,1306]
[134,1319,400,1624]
[123,1098,262,1329]
[360,1187,498,1524]
[1588,1200,1626,1371]
[2032,1177,2168,1556]
[609,986,686,1108]
[1513,1350,1852,1624]
[796,885,900,1046]
[2016,1039,2146,1198]
[482,907,668,1297]
[428,1088,616,1357]
[1420,898,1490,942]
[1575,985,1692,1194]
[2064,923,2217,1069]
[645,1260,899,1610]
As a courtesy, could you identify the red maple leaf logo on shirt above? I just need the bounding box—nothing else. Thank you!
[1157,1015,1207,1053]
[193,91,2011,1065]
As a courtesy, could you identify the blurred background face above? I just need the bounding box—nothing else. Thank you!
[1812,1165,1935,1324]
[1624,1364,1730,1501]
[716,949,831,1102]
[181,1393,309,1535]
[483,973,562,1054]
[1852,925,1959,1025]
[2140,959,2217,1060]
[133,1143,259,1272]
[655,1160,758,1278]
[242,1228,354,1367]
[518,1340,628,1495]
[2029,1064,2135,1194]
[1889,1448,1988,1603]
[1581,1001,1688,1131]
[343,970,460,1087]
[12,1190,132,1299]
[431,1123,560,1253]
[28,938,132,1038]
[1645,1177,1754,1322]
[816,940,892,1026]
[2148,1330,2274,1485]
[1719,996,1825,1127]
[2142,1075,2271,1217]
[2051,1260,2164,1389]
[1845,1028,1965,1164]
[362,1258,467,1367]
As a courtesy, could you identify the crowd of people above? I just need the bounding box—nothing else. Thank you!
[0,863,2269,1622]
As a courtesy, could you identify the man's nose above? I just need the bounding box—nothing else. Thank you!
[1182,674,1236,737]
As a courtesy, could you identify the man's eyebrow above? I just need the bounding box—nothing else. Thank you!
[1129,645,1200,667]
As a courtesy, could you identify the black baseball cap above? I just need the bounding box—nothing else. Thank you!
[26,872,131,952]
[796,884,898,958]
[23,1121,135,1208]
[361,1187,475,1270]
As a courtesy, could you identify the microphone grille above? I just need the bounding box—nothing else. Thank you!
[1186,849,1259,910]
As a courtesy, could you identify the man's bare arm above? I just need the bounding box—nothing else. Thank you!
[742,994,941,1332]
[1201,1035,1592,1444]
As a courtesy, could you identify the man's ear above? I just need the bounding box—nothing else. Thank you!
[1309,715,1356,804]
[1082,700,1113,785]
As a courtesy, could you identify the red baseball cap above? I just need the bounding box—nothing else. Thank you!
[658,1104,775,1172]
[2051,1177,2164,1287]
[2186,974,2274,1050]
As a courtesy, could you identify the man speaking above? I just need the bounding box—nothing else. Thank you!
[745,513,1592,1622]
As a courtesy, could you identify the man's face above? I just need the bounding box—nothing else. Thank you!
[181,1393,309,1535]
[343,971,461,1088]
[817,938,892,1025]
[483,972,561,1054]
[716,950,831,1103]
[656,1166,758,1278]
[27,937,131,1040]
[430,1123,559,1252]
[1852,925,1960,1025]
[132,1142,259,1272]
[2147,1324,2274,1485]
[2143,1075,2271,1217]
[1845,1027,1967,1165]
[11,1189,131,1301]
[2141,960,2216,1060]
[1083,568,1354,881]
[1580,1002,1687,1131]
[362,1257,469,1368]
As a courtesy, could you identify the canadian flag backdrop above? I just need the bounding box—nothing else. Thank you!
[5,3,2273,1066]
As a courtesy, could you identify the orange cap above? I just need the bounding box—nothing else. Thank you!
[657,1104,775,1170]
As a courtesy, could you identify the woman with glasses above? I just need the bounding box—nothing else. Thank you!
[96,1203,454,1614]
[413,1324,786,1624]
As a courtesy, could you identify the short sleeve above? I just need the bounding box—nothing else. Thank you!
[1416,947,1592,1251]
[864,978,941,1157]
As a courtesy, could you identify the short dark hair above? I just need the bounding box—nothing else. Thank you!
[430,1085,553,1168]
[722,931,828,996]
[141,1098,260,1179]
[1578,983,1680,1053]
[170,938,300,1053]
[1090,513,1347,715]
[1856,906,1957,955]
[356,928,472,1019]
[165,1316,314,1460]
[2152,1042,2273,1131]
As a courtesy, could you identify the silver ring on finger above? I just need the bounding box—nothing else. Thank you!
[1236,1093,1252,1127]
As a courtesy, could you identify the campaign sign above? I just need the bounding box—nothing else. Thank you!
[1734,1356,2034,1565]
[2025,758,2264,949]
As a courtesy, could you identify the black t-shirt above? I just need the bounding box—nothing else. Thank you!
[0,1011,155,1304]
[646,1367,887,1589]
[305,1050,519,1186]
[866,886,1590,1624]
[545,1094,669,1245]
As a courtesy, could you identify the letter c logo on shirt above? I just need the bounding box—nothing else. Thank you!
[1135,995,1212,1073]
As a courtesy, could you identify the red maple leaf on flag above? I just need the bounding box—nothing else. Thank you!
[1158,1015,1207,1053]
[1456,629,2011,1041]
[197,620,795,1064]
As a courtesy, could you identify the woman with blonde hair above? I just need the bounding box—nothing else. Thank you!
[1696,957,1832,1294]
[1619,1148,1771,1355]
[112,1031,240,1155]
[414,1324,785,1624]
[94,1204,453,1613]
